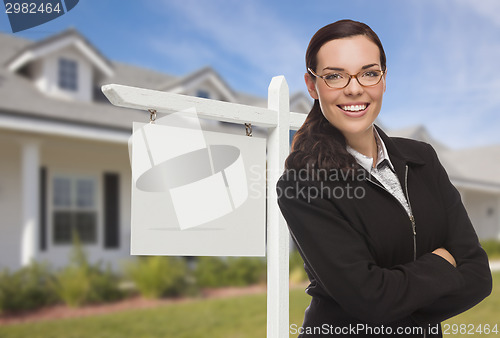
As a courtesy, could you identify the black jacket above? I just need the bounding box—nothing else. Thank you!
[277,127,492,337]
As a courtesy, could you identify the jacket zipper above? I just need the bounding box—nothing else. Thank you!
[368,165,424,337]
[366,165,417,261]
[404,166,426,338]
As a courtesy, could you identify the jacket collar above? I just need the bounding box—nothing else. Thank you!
[374,125,425,166]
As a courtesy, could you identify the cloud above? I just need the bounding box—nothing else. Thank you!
[143,0,500,148]
[148,36,218,75]
[382,0,500,148]
[149,0,306,95]
[457,0,500,27]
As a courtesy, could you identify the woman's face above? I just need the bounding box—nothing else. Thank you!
[305,35,386,142]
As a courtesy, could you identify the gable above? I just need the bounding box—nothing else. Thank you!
[160,67,237,102]
[6,29,113,80]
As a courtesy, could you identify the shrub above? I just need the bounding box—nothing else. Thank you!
[194,256,227,288]
[54,265,90,307]
[289,250,308,285]
[53,233,123,307]
[87,264,124,303]
[224,257,266,286]
[0,262,57,313]
[125,256,188,299]
[481,240,500,260]
[194,257,266,288]
[289,249,305,271]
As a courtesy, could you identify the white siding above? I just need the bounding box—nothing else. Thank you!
[38,136,131,270]
[461,189,500,239]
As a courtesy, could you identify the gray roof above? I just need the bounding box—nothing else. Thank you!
[439,145,500,186]
[159,66,232,93]
[389,125,449,152]
[0,32,31,66]
[389,125,500,187]
[0,30,271,131]
[101,61,177,91]
[4,28,113,74]
[0,66,143,131]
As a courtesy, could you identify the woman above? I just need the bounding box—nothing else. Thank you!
[277,20,492,337]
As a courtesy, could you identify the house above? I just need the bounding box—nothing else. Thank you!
[0,28,498,272]
[389,125,500,240]
[0,28,311,271]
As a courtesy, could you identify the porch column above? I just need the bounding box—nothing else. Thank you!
[21,141,40,266]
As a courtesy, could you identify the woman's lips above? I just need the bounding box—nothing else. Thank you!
[337,103,369,117]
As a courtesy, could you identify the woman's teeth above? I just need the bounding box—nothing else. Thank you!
[339,104,367,112]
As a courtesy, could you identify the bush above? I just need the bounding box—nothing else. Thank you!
[194,257,266,288]
[289,250,308,285]
[53,233,123,307]
[194,257,227,288]
[224,257,266,286]
[54,265,90,307]
[289,249,305,271]
[125,256,188,299]
[481,240,500,260]
[0,262,57,313]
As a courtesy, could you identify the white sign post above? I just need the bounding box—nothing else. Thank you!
[102,76,306,338]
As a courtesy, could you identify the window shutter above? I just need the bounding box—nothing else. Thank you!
[39,167,47,251]
[103,173,119,249]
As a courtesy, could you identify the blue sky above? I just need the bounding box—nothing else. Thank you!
[1,0,500,149]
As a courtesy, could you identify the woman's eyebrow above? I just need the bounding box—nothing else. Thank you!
[322,63,379,71]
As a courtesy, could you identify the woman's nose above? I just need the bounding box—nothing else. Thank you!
[343,76,364,96]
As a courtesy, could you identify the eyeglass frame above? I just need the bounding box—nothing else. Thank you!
[307,67,386,89]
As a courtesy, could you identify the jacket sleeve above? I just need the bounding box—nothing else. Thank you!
[410,144,492,325]
[277,174,464,325]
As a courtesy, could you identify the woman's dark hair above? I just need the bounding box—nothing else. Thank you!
[285,19,386,172]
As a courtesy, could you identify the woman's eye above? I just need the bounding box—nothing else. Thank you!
[362,71,380,77]
[324,73,343,80]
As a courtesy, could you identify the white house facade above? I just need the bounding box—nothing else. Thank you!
[0,29,498,272]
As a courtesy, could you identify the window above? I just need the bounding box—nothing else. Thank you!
[52,175,97,244]
[58,58,78,91]
[196,89,210,99]
[487,207,495,217]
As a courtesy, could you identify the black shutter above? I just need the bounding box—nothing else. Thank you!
[103,173,120,249]
[39,167,47,251]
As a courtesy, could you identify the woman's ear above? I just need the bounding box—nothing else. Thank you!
[304,72,319,100]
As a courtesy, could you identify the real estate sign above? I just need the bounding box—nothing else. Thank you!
[129,109,266,256]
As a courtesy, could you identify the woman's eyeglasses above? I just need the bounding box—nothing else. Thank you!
[308,67,385,89]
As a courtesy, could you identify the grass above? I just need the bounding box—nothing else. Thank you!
[0,273,498,338]
[444,271,500,337]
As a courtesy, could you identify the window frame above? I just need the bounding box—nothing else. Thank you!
[49,172,100,246]
[58,58,78,92]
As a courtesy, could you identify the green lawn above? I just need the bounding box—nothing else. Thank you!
[0,273,498,338]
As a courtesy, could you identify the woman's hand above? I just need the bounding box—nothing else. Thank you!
[432,247,457,267]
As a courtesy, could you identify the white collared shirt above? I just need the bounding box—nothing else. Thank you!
[346,128,411,216]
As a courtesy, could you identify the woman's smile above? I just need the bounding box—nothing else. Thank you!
[337,102,370,117]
